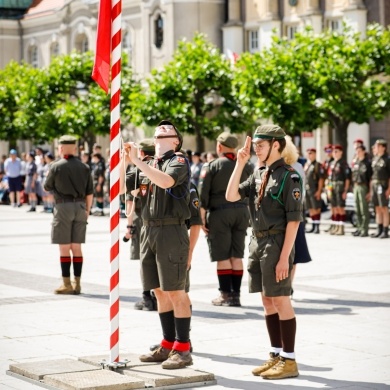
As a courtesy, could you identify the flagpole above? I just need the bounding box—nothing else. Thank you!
[109,0,122,363]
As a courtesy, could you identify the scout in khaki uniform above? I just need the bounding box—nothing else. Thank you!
[198,132,253,307]
[304,148,325,234]
[119,120,193,370]
[328,145,351,236]
[351,144,372,237]
[226,125,302,380]
[44,135,94,294]
[370,139,390,239]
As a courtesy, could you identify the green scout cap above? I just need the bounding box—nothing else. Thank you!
[217,132,238,148]
[139,138,155,153]
[253,125,286,140]
[58,135,77,145]
[375,139,387,146]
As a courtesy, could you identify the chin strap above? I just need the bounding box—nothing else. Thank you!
[262,138,275,164]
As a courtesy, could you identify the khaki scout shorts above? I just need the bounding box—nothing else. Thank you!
[206,207,249,262]
[247,233,293,297]
[140,224,189,291]
[372,183,389,207]
[330,182,346,207]
[51,202,88,244]
[305,189,322,210]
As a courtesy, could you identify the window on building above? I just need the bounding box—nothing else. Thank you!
[327,19,341,32]
[75,34,89,53]
[28,46,39,68]
[286,25,298,40]
[50,42,60,59]
[248,30,259,53]
[154,14,163,49]
[122,30,132,65]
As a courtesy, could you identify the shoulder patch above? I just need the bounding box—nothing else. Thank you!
[292,188,301,201]
[176,156,185,164]
[284,166,295,172]
[192,197,200,209]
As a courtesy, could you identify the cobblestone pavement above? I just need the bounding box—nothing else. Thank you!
[1,205,389,389]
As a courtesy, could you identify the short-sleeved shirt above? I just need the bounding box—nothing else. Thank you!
[371,154,390,184]
[198,153,253,210]
[330,159,351,183]
[238,158,303,231]
[44,156,93,200]
[92,160,106,183]
[352,156,372,186]
[126,150,191,221]
[304,160,325,192]
[5,158,22,178]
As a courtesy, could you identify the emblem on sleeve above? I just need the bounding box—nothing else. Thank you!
[192,198,200,209]
[290,173,300,183]
[176,157,185,164]
[292,188,301,201]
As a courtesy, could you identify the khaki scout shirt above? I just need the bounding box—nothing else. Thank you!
[199,153,253,210]
[352,156,372,186]
[304,160,325,192]
[44,156,93,200]
[330,159,351,183]
[126,150,191,221]
[371,154,390,184]
[238,158,303,231]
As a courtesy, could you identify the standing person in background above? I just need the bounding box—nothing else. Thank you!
[199,132,253,307]
[41,153,55,213]
[91,153,106,216]
[323,144,334,232]
[123,139,157,311]
[226,125,302,380]
[304,148,325,234]
[351,145,372,237]
[44,135,93,295]
[370,139,390,239]
[25,152,38,212]
[190,152,203,188]
[4,149,22,207]
[328,145,351,236]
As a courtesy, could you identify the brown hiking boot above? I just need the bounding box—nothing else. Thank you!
[211,292,230,306]
[139,346,171,362]
[55,277,75,295]
[252,353,280,376]
[72,277,81,295]
[261,357,299,380]
[161,350,193,369]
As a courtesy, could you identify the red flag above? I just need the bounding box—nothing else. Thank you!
[92,0,111,93]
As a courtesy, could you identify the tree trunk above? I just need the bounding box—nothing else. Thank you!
[333,120,349,151]
[195,128,205,153]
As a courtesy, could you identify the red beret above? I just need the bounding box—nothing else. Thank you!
[332,144,343,151]
[306,148,316,153]
[354,138,363,144]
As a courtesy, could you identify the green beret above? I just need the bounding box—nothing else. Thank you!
[375,139,387,146]
[253,125,286,140]
[139,138,155,153]
[58,135,77,145]
[217,132,238,149]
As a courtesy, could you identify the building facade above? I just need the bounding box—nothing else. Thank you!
[0,0,389,159]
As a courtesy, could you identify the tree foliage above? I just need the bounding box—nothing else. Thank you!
[125,33,252,151]
[235,23,390,148]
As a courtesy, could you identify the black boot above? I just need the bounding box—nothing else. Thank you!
[314,224,320,234]
[306,224,315,233]
[371,224,383,238]
[379,226,389,239]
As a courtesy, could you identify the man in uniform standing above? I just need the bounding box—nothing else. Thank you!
[226,124,302,380]
[370,139,390,239]
[198,132,253,307]
[351,145,372,237]
[304,148,325,234]
[44,135,93,294]
[328,145,351,236]
[119,120,193,369]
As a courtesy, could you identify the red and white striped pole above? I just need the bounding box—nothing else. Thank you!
[109,0,122,363]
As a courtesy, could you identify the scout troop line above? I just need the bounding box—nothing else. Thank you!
[43,123,389,381]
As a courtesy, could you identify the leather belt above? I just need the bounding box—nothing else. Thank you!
[143,218,185,227]
[253,229,284,238]
[210,203,247,212]
[55,198,85,203]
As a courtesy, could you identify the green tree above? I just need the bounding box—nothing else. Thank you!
[235,24,390,148]
[125,33,252,152]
